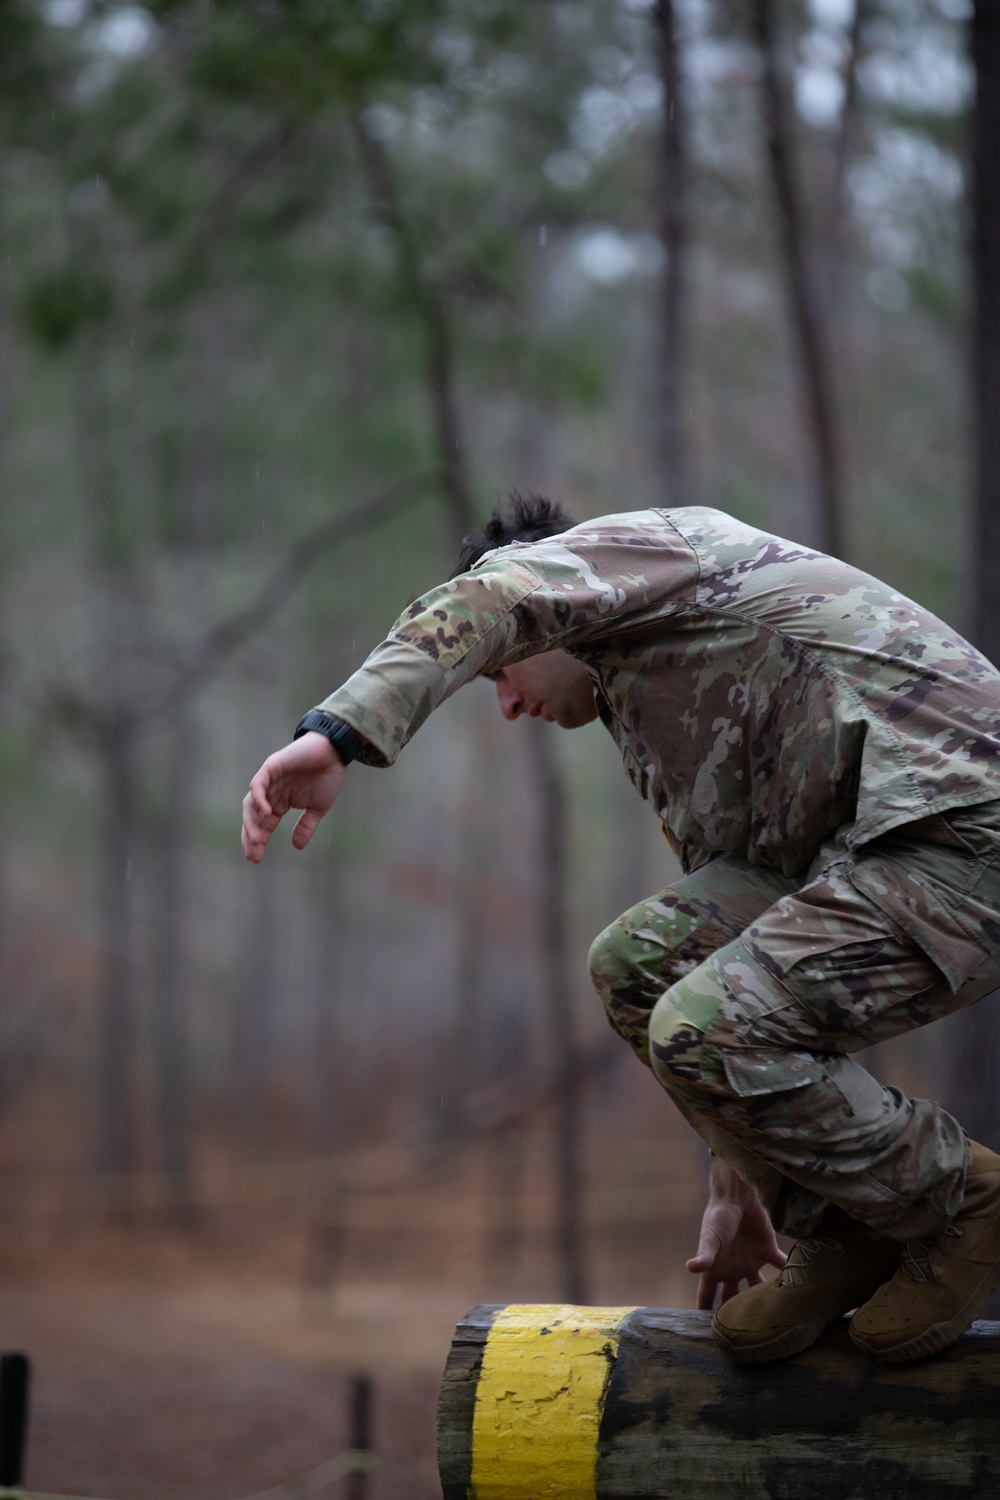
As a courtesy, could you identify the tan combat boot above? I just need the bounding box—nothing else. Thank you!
[712,1207,902,1363]
[849,1140,1000,1363]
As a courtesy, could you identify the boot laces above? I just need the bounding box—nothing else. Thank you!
[777,1233,842,1288]
[901,1224,963,1283]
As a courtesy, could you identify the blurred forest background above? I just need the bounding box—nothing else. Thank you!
[0,0,997,1495]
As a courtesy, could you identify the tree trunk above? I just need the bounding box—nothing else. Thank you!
[528,722,587,1305]
[484,1125,526,1288]
[147,707,196,1223]
[73,317,141,1194]
[0,247,12,962]
[353,115,476,545]
[300,849,349,1308]
[181,293,229,549]
[75,315,122,570]
[970,0,1000,666]
[751,0,845,558]
[234,863,277,1152]
[653,0,688,507]
[310,848,345,1154]
[940,2,1000,1289]
[825,0,872,311]
[97,721,139,1197]
[142,289,231,1221]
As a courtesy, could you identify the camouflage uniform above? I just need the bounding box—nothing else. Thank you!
[316,509,1000,1239]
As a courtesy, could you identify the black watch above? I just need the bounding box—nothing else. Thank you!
[293,710,363,766]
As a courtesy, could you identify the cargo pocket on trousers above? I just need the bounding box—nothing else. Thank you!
[849,858,990,994]
[721,1047,829,1098]
[718,1048,853,1137]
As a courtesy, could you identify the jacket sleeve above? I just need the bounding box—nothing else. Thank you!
[313,526,696,766]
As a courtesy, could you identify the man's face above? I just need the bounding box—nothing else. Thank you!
[487,650,598,729]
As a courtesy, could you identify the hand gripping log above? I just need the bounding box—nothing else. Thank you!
[437,1305,1000,1499]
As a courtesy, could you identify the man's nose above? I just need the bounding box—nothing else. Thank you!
[496,679,525,720]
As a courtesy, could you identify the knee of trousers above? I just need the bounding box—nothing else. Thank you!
[588,918,638,1009]
[587,908,674,1030]
[647,983,727,1107]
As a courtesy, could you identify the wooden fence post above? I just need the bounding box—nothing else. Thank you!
[346,1373,372,1500]
[0,1353,29,1489]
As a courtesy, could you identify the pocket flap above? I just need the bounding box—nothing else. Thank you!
[722,1047,827,1099]
[849,859,989,994]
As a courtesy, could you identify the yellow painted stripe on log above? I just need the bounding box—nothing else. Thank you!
[470,1304,638,1500]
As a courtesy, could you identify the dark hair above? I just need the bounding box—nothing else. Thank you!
[452,491,577,576]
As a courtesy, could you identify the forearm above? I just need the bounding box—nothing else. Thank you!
[707,1155,757,1205]
[315,640,454,767]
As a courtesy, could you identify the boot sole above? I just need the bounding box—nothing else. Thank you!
[713,1307,839,1364]
[849,1261,1000,1364]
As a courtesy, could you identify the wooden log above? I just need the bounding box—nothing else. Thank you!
[437,1303,1000,1499]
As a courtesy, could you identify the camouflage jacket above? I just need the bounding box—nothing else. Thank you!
[316,508,1000,876]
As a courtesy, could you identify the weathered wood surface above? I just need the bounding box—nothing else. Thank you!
[437,1303,1000,1499]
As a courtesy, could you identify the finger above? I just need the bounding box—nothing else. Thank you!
[685,1253,714,1274]
[688,1225,722,1270]
[242,796,278,863]
[292,807,324,850]
[251,787,275,823]
[746,1269,764,1287]
[243,788,278,834]
[720,1281,742,1305]
[241,815,257,860]
[767,1245,788,1269]
[241,799,264,862]
[696,1274,717,1312]
[242,823,269,862]
[248,770,274,820]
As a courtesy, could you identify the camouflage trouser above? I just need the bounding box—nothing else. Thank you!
[589,802,1000,1240]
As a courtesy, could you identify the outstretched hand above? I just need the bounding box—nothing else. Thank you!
[686,1158,787,1310]
[242,732,346,863]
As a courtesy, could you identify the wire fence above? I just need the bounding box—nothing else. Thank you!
[0,1450,435,1500]
[0,1360,437,1500]
[0,1040,628,1222]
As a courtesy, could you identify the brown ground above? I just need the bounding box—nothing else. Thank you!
[1,1239,446,1500]
[0,1112,705,1500]
[2,1037,931,1500]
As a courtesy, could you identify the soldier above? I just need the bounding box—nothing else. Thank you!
[241,496,1000,1364]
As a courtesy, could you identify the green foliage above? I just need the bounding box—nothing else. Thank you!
[19,262,115,351]
[0,0,973,605]
[168,0,451,112]
[472,325,609,407]
[106,123,208,240]
[0,0,54,114]
[909,266,963,322]
[884,105,966,151]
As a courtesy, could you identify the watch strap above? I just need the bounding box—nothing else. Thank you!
[293,709,363,766]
